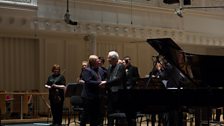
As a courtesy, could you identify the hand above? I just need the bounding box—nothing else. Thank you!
[99,81,107,88]
[45,84,51,89]
[79,79,85,84]
[51,84,57,88]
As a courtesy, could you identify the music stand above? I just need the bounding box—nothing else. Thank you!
[65,83,83,97]
[65,83,84,125]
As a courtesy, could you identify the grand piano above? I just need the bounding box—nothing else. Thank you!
[117,38,224,126]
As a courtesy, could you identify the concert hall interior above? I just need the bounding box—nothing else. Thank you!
[1,0,224,126]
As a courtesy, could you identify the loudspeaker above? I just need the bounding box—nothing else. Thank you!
[163,0,191,5]
[184,0,191,5]
[163,0,179,4]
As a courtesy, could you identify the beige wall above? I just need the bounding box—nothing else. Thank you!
[0,34,154,92]
[1,0,224,115]
[1,0,224,92]
[0,37,39,91]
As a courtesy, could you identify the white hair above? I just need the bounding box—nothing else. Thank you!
[108,51,119,60]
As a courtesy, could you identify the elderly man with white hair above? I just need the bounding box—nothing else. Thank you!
[100,51,128,126]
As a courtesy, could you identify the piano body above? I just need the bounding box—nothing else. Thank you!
[117,38,224,125]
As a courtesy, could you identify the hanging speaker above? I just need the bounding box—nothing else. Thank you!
[184,0,191,5]
[163,0,179,4]
[163,0,191,5]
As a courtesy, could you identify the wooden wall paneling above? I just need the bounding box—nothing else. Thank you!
[13,38,20,91]
[3,38,10,90]
[0,38,3,90]
[45,39,66,76]
[38,39,46,92]
[0,94,6,114]
[96,42,106,58]
[137,42,155,78]
[95,37,120,69]
[123,43,138,66]
[65,37,88,83]
[0,37,38,91]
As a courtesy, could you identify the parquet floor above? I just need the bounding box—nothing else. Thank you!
[2,114,224,126]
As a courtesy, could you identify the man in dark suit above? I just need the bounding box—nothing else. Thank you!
[123,56,140,90]
[80,55,107,126]
[100,51,126,126]
[122,56,140,126]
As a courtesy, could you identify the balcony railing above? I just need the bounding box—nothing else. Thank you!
[0,0,37,9]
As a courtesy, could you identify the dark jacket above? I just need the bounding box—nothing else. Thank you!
[81,67,106,99]
[107,63,126,92]
[125,65,140,89]
[46,74,66,101]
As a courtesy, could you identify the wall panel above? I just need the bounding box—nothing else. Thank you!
[65,38,88,83]
[45,40,65,77]
[97,36,124,67]
[38,35,90,89]
[137,43,155,77]
[0,37,38,91]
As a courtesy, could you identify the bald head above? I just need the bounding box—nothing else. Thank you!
[88,55,99,67]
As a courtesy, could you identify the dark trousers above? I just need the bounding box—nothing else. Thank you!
[107,92,120,126]
[125,111,136,126]
[80,97,101,126]
[107,92,130,126]
[50,99,64,125]
[163,110,184,126]
[99,95,107,126]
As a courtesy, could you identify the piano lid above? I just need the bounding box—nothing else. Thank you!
[147,38,224,88]
[147,38,182,67]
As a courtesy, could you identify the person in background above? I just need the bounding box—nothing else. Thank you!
[161,51,193,126]
[45,64,66,126]
[98,56,107,73]
[122,56,140,90]
[98,56,108,126]
[77,60,88,83]
[118,59,124,64]
[80,55,106,126]
[148,56,168,126]
[122,56,140,126]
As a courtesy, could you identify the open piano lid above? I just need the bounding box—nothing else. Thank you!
[147,38,182,66]
[147,38,224,88]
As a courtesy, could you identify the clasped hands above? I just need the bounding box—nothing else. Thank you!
[99,81,107,88]
[44,84,60,89]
